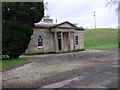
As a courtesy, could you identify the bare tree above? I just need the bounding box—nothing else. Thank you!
[106,0,119,13]
[44,2,48,11]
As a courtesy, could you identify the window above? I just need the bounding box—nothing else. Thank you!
[75,36,79,45]
[38,36,43,48]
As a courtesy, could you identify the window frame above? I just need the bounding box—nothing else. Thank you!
[75,36,79,46]
[38,36,43,48]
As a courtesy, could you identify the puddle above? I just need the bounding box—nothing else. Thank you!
[105,72,118,75]
[113,65,119,68]
[112,62,118,64]
[42,76,84,88]
[105,72,112,75]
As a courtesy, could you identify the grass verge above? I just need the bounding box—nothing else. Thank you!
[0,59,30,71]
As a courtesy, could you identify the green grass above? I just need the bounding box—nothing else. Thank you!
[88,28,118,30]
[0,59,29,68]
[84,28,118,49]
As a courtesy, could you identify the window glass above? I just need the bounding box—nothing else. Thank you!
[75,36,79,45]
[38,36,43,47]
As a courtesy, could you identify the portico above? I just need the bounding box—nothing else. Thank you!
[52,29,75,52]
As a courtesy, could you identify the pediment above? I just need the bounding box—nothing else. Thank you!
[51,21,77,29]
[57,23,75,28]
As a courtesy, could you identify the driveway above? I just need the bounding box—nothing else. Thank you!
[2,49,118,88]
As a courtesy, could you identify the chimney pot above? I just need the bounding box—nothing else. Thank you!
[43,16,53,23]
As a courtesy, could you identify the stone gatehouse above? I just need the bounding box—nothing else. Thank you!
[26,17,84,54]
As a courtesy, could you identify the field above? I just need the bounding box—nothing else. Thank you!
[84,28,118,49]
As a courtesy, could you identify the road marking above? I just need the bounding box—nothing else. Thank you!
[42,76,84,88]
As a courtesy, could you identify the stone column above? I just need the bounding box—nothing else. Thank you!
[61,32,64,51]
[82,31,84,49]
[73,32,75,50]
[68,31,71,51]
[54,32,58,52]
[50,33,52,51]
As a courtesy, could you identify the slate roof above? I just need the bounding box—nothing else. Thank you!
[35,22,57,27]
[35,21,84,31]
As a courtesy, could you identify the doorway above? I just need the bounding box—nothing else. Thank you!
[58,34,62,50]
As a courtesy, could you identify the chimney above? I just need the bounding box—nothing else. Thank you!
[73,23,78,26]
[56,19,57,24]
[44,16,53,23]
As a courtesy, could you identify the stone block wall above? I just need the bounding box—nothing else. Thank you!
[74,31,84,50]
[26,28,52,54]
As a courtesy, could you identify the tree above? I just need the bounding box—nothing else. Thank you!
[106,0,119,13]
[106,1,120,48]
[2,2,44,59]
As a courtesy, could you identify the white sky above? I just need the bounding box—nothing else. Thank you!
[42,0,118,29]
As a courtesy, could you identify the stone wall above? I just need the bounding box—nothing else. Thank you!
[74,31,84,50]
[70,32,74,50]
[63,32,69,51]
[26,28,52,54]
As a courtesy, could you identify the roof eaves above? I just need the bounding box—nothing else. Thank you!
[75,28,85,31]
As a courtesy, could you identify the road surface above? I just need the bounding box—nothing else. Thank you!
[2,49,118,89]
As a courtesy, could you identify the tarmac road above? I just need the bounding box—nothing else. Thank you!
[2,49,119,88]
[37,59,118,88]
[33,50,119,89]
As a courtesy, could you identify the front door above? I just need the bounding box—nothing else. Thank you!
[58,34,62,50]
[58,38,61,50]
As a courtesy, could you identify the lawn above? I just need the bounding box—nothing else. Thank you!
[84,28,118,49]
[0,59,29,69]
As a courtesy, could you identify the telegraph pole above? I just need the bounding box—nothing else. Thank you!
[94,11,96,29]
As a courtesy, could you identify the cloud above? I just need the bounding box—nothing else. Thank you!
[43,0,117,28]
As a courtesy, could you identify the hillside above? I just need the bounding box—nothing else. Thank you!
[84,28,118,49]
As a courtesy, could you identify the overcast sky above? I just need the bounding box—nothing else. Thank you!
[42,0,118,29]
